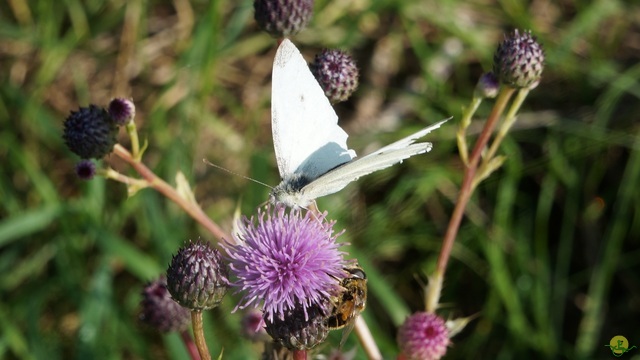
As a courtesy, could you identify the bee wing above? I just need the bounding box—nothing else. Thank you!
[339,315,358,349]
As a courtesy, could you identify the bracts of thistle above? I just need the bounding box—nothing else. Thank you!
[166,240,230,360]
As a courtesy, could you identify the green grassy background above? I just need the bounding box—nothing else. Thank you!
[1,0,639,359]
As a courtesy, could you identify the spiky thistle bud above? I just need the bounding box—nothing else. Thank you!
[139,276,191,332]
[310,49,359,103]
[254,0,314,38]
[167,240,229,311]
[63,105,118,159]
[108,98,136,125]
[264,300,330,350]
[397,312,450,360]
[493,29,545,89]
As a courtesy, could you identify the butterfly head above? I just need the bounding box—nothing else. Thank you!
[270,173,313,208]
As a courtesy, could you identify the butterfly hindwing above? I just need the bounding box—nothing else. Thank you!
[299,120,447,201]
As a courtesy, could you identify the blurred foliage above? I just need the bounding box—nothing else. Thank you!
[1,0,639,359]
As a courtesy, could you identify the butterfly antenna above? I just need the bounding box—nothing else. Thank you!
[203,159,273,189]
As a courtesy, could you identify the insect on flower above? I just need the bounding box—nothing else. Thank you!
[326,264,368,347]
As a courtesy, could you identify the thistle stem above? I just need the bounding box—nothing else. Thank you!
[425,271,444,313]
[125,121,141,160]
[99,167,149,191]
[191,311,211,360]
[112,144,229,243]
[292,350,307,360]
[457,96,483,165]
[483,88,530,165]
[180,329,201,360]
[436,87,515,275]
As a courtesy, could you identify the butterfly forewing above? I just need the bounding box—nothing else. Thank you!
[272,39,356,181]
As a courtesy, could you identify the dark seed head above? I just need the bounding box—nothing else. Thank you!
[63,105,118,159]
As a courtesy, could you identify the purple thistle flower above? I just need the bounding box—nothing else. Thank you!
[397,312,450,360]
[222,205,347,323]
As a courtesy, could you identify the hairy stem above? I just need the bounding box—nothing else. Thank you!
[292,350,307,360]
[483,88,530,165]
[457,96,483,165]
[436,86,515,275]
[112,144,229,243]
[180,329,201,360]
[191,311,211,360]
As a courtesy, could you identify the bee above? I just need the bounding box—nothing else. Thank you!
[326,265,368,346]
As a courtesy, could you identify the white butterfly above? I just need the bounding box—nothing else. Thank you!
[270,39,448,208]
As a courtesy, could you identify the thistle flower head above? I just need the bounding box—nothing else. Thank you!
[254,0,314,38]
[222,205,347,323]
[139,276,191,332]
[493,29,545,89]
[397,312,450,360]
[108,97,136,125]
[166,240,230,311]
[310,49,359,103]
[75,159,97,180]
[63,105,118,159]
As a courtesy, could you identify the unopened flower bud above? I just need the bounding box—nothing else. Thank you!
[264,300,330,350]
[310,49,359,103]
[167,240,229,311]
[254,0,314,38]
[474,72,500,99]
[75,159,97,180]
[108,98,136,125]
[493,29,545,89]
[140,276,191,332]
